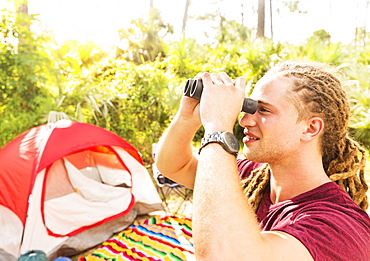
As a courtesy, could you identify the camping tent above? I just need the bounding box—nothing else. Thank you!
[0,120,163,260]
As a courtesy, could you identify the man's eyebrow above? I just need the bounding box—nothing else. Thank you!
[258,100,272,106]
[257,100,278,110]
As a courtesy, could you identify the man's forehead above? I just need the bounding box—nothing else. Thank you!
[252,75,293,98]
[249,76,299,114]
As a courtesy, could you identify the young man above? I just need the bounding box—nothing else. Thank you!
[155,61,370,260]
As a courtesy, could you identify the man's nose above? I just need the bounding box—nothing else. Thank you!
[239,112,257,128]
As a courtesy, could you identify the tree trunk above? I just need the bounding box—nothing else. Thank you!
[15,0,28,13]
[364,0,369,48]
[182,0,191,36]
[15,0,29,28]
[241,3,244,25]
[257,0,265,38]
[15,0,29,46]
[270,0,273,40]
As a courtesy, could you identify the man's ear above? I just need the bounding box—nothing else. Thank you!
[301,117,324,142]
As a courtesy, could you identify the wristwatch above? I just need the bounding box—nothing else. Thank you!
[199,131,240,156]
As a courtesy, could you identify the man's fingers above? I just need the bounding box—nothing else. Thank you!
[209,73,225,85]
[219,72,234,86]
[235,76,246,91]
[194,72,205,79]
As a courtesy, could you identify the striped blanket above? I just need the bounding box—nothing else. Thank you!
[79,215,194,261]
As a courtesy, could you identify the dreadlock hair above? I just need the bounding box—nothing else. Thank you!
[241,61,369,212]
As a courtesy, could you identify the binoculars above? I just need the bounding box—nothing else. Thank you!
[184,79,258,114]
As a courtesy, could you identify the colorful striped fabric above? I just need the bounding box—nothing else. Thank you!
[79,215,194,261]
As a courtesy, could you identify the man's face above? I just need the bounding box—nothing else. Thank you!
[239,75,308,165]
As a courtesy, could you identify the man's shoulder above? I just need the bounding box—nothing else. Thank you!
[264,183,370,261]
[282,182,370,225]
[261,182,370,241]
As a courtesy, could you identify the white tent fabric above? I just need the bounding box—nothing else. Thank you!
[18,146,163,257]
[21,169,67,255]
[42,159,133,235]
[115,147,163,214]
[0,206,23,258]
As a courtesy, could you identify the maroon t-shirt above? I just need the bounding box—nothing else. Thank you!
[237,159,370,261]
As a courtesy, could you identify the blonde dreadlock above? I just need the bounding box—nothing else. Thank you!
[241,61,369,212]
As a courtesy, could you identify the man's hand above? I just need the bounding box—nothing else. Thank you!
[199,72,246,133]
[178,95,201,126]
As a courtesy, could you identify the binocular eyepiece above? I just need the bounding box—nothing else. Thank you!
[183,78,258,114]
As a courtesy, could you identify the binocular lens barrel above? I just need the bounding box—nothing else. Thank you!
[184,79,258,114]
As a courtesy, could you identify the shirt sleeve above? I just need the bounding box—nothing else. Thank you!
[271,202,370,261]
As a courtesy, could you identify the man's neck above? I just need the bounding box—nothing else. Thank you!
[268,160,331,204]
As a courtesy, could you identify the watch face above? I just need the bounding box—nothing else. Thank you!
[223,132,240,152]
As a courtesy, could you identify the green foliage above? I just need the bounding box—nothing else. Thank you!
[0,9,54,146]
[83,58,182,162]
[2,8,370,162]
[216,20,253,44]
[116,8,173,64]
[44,48,184,163]
[340,63,370,150]
[103,61,182,161]
[46,40,113,121]
[282,0,302,13]
[284,30,348,65]
[201,38,284,90]
[165,37,205,78]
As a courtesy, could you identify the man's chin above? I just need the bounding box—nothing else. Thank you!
[243,148,264,163]
[242,149,255,161]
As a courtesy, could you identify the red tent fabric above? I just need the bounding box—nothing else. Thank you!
[0,120,163,260]
[0,120,141,226]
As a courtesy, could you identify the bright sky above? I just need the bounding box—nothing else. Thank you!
[2,0,370,46]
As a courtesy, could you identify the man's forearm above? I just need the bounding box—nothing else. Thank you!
[155,113,200,188]
[193,143,267,260]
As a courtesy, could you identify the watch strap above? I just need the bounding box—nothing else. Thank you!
[199,131,239,156]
